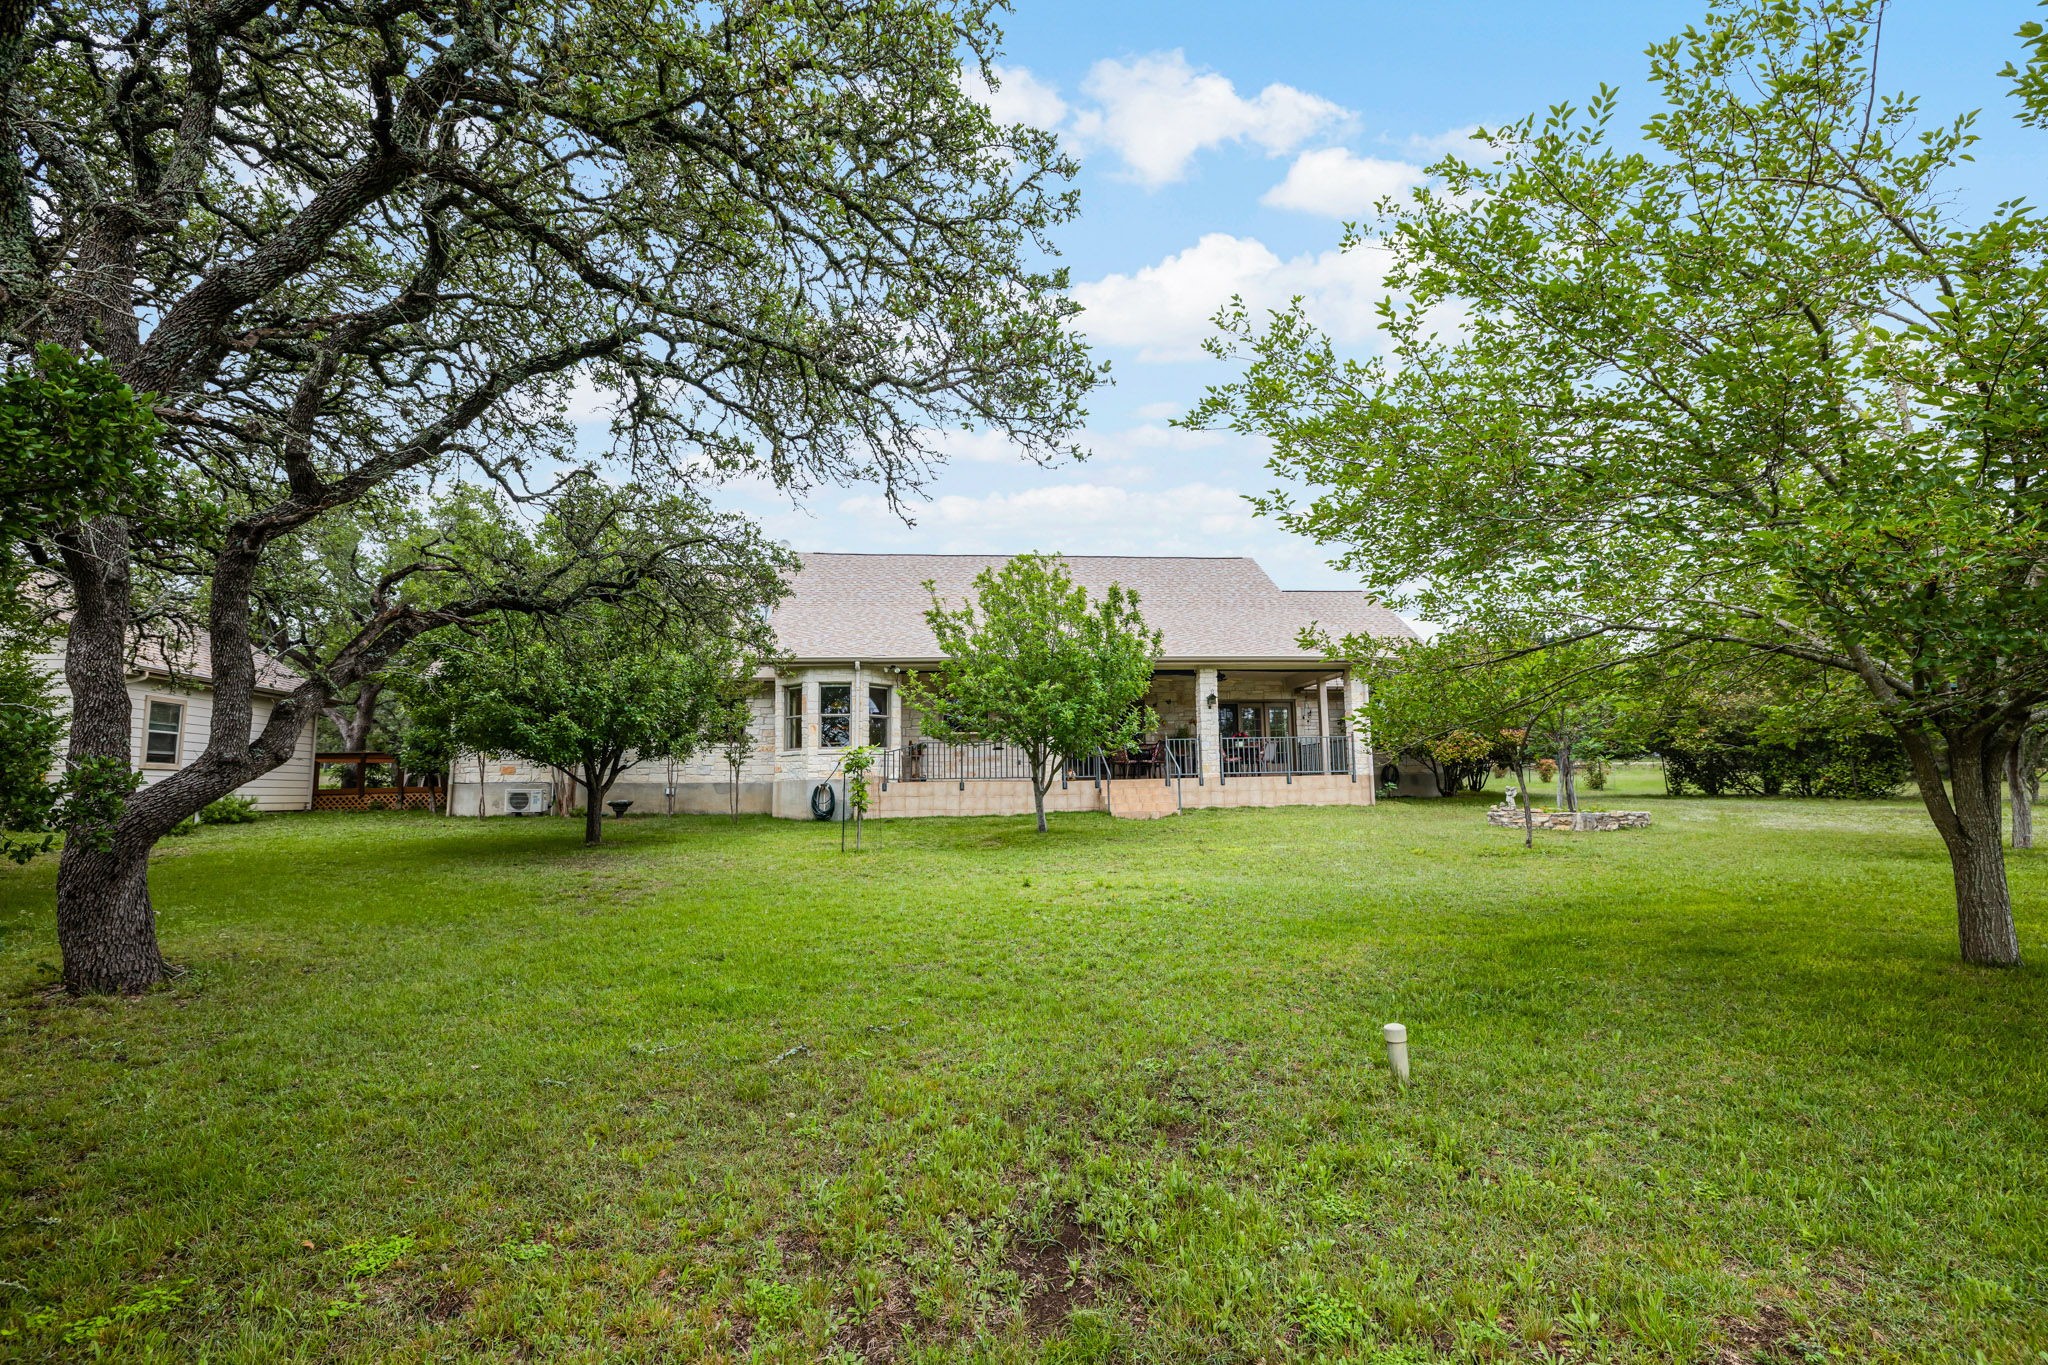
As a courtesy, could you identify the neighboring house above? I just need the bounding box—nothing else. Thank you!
[453,552,1427,821]
[37,639,318,813]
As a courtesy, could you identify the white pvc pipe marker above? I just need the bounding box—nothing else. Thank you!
[1383,1022,1411,1086]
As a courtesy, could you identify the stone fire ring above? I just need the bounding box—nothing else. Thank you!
[1487,803,1650,832]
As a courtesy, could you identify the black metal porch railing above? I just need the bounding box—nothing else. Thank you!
[1220,735,1353,779]
[877,740,1035,785]
[875,737,1208,788]
[871,736,1357,787]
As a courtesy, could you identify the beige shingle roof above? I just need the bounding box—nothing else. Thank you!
[769,553,1416,665]
[128,634,304,695]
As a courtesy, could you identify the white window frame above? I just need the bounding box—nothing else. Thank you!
[818,682,853,749]
[782,685,803,751]
[141,694,187,770]
[866,684,891,748]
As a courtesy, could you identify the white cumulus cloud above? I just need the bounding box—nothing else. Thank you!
[1068,51,1349,188]
[1070,232,1393,361]
[1262,147,1428,217]
[960,63,1069,131]
[836,481,1264,554]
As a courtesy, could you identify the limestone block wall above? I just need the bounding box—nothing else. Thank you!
[1149,674,1199,740]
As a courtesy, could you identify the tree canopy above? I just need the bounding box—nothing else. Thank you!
[2,0,1099,991]
[903,555,1161,833]
[1194,0,2048,965]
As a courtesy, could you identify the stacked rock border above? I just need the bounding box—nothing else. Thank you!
[1488,802,1651,832]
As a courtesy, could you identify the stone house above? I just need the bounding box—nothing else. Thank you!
[454,552,1421,820]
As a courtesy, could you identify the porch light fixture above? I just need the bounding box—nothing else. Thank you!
[1205,692,1217,709]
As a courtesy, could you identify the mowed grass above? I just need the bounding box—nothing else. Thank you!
[0,794,2044,1363]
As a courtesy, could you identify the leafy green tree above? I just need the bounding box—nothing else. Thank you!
[398,498,788,845]
[1364,629,1627,843]
[2004,2,2048,127]
[420,614,736,846]
[1614,653,1910,799]
[0,347,168,562]
[4,0,1095,991]
[902,555,1162,833]
[1195,0,2048,965]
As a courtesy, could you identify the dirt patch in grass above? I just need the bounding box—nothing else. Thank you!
[1714,1303,1801,1362]
[421,1284,472,1322]
[1007,1201,1108,1337]
[832,1271,917,1362]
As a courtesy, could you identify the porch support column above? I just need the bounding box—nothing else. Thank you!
[1196,666,1221,786]
[1317,676,1333,773]
[1344,671,1370,790]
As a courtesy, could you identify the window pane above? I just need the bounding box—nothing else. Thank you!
[783,687,803,749]
[868,686,890,748]
[819,684,851,748]
[145,701,181,764]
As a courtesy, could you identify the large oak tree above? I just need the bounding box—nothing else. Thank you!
[1,0,1099,991]
[1194,0,2048,965]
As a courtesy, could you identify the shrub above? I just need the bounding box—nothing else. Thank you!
[1585,758,1610,790]
[1535,757,1558,781]
[167,815,199,837]
[199,794,259,825]
[1659,728,1906,798]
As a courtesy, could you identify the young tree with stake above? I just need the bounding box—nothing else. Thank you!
[902,556,1161,834]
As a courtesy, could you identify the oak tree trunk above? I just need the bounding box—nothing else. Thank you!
[326,680,383,751]
[55,836,168,994]
[1903,728,2021,967]
[52,516,179,993]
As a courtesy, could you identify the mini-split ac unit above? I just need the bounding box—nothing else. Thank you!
[505,787,552,816]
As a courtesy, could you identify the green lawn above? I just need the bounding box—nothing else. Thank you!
[1,795,2044,1363]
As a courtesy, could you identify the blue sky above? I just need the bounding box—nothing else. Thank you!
[736,1,2048,590]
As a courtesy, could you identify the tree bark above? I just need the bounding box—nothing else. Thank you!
[2010,738,2034,850]
[582,758,605,845]
[1512,755,1534,848]
[52,516,176,993]
[325,680,382,751]
[55,835,168,994]
[1902,727,2021,967]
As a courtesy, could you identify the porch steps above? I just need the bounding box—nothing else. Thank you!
[1109,779,1181,820]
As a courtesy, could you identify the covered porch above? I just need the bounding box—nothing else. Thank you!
[875,666,1366,787]
[1139,666,1363,781]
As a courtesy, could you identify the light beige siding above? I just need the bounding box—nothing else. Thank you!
[37,652,316,812]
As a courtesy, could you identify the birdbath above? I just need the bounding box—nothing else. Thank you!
[608,800,633,819]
